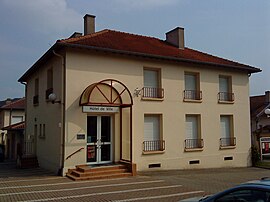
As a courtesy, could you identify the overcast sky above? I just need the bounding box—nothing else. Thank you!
[0,0,269,100]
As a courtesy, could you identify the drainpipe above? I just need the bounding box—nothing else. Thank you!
[19,81,27,158]
[53,50,66,176]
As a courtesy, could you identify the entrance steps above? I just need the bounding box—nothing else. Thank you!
[66,163,133,181]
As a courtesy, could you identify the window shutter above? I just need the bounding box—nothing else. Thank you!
[11,116,23,125]
[144,116,159,141]
[220,116,230,138]
[219,77,228,93]
[186,116,198,139]
[144,70,158,88]
[185,74,196,90]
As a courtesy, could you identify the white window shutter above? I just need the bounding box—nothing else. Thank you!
[144,70,158,88]
[11,116,23,125]
[185,74,196,90]
[144,116,159,141]
[186,116,198,139]
[220,116,230,138]
[219,77,228,93]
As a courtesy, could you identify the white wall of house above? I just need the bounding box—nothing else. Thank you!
[24,47,252,174]
[62,49,251,173]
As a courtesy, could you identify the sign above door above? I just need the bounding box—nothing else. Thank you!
[82,106,119,113]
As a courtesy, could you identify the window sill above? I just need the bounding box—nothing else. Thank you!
[141,97,164,101]
[218,100,234,104]
[142,150,165,155]
[184,148,203,152]
[220,145,236,150]
[183,99,202,103]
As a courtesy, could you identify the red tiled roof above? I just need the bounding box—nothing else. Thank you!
[58,29,260,71]
[18,28,261,82]
[2,121,25,130]
[250,95,269,117]
[1,98,25,110]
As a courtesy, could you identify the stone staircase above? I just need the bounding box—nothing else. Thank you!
[66,163,133,181]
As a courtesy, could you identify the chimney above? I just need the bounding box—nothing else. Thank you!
[5,98,12,105]
[84,14,96,35]
[69,32,82,39]
[265,91,270,103]
[166,27,185,49]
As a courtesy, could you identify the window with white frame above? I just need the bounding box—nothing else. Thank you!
[143,115,164,152]
[11,116,23,125]
[143,68,163,98]
[219,76,234,102]
[184,72,201,100]
[220,115,235,147]
[185,115,203,149]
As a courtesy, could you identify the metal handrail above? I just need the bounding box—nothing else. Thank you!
[143,140,165,152]
[220,137,236,147]
[66,147,84,160]
[185,139,204,149]
[33,95,39,105]
[142,87,164,98]
[218,92,234,102]
[184,90,202,100]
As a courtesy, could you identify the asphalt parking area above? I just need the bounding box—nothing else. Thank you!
[0,162,269,202]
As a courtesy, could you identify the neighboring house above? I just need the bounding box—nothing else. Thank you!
[18,14,261,176]
[250,91,270,160]
[0,98,25,160]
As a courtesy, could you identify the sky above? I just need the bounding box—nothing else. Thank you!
[0,0,269,100]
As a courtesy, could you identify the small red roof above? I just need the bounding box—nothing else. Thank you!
[59,29,259,71]
[1,98,25,110]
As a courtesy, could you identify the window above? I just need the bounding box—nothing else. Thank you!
[143,68,163,99]
[46,68,53,100]
[220,115,235,147]
[33,78,39,105]
[143,115,165,152]
[11,116,23,125]
[219,75,234,102]
[185,115,203,149]
[184,72,201,101]
[42,124,45,138]
[39,124,45,139]
[34,124,37,137]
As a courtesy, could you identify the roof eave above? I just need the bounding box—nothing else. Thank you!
[18,43,60,83]
[59,42,261,74]
[18,41,261,83]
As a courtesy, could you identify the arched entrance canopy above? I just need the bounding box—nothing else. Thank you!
[80,79,133,107]
[80,79,134,165]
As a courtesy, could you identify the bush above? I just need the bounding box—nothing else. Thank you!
[251,146,260,166]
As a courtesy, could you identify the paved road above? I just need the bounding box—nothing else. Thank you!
[0,162,269,202]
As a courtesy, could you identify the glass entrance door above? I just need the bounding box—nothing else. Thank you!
[87,116,112,164]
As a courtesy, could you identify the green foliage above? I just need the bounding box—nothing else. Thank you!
[251,146,260,166]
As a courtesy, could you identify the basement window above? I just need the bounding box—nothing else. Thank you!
[224,156,233,161]
[189,160,200,165]
[148,163,161,168]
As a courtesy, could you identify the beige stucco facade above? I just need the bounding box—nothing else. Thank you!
[23,47,252,175]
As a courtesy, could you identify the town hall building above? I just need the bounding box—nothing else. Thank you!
[19,14,261,177]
